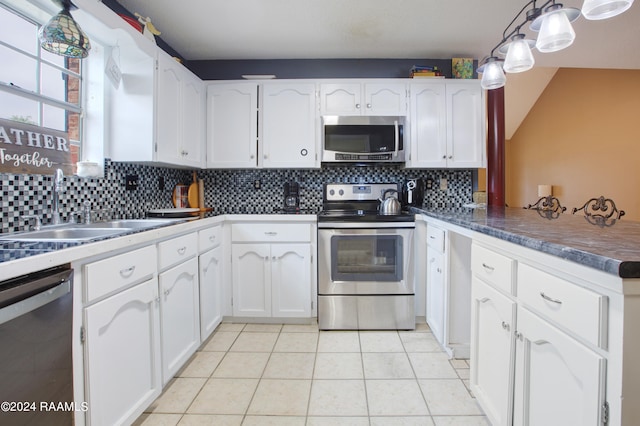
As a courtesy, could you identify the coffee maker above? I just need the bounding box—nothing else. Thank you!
[402,178,424,207]
[283,181,300,213]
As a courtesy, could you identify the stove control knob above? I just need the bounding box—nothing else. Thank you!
[329,189,335,196]
[339,189,344,196]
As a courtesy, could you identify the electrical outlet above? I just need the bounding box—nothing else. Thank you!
[254,179,261,189]
[126,175,139,191]
[439,178,447,191]
[425,178,433,190]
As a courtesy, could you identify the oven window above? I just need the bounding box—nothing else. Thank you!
[331,235,403,282]
[324,124,403,153]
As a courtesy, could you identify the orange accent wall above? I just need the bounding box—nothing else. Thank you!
[506,68,640,220]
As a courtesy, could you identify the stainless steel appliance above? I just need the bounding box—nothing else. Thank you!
[317,183,415,330]
[0,265,74,425]
[283,181,300,213]
[322,116,406,163]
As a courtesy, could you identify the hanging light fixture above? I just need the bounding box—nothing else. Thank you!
[477,0,634,90]
[582,0,635,20]
[478,57,507,90]
[530,3,580,53]
[38,0,91,58]
[501,34,536,73]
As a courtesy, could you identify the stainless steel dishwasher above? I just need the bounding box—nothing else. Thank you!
[0,265,74,425]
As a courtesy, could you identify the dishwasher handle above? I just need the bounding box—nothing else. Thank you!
[0,266,73,310]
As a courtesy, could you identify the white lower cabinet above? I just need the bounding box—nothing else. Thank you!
[199,244,223,342]
[158,256,200,385]
[426,232,446,343]
[84,277,161,426]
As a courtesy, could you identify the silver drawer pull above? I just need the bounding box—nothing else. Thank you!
[265,231,278,236]
[482,263,495,271]
[209,235,216,242]
[177,246,187,255]
[540,292,562,304]
[429,235,436,239]
[501,321,510,331]
[119,266,136,277]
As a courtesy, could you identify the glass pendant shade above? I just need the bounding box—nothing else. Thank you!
[582,0,634,19]
[39,8,91,58]
[480,58,506,90]
[503,35,535,73]
[535,7,576,53]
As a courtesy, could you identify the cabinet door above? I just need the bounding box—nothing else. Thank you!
[513,307,606,426]
[84,278,161,426]
[446,81,485,168]
[159,257,200,384]
[271,244,311,317]
[426,247,446,344]
[155,54,182,165]
[232,244,271,316]
[470,277,516,426]
[408,82,447,168]
[207,83,258,168]
[181,72,206,168]
[320,83,362,115]
[199,245,223,342]
[262,83,318,168]
[364,82,407,115]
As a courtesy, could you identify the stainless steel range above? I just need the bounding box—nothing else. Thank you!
[317,183,415,330]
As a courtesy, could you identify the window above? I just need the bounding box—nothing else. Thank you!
[0,3,83,165]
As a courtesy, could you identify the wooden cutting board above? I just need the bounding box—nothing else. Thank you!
[188,171,199,208]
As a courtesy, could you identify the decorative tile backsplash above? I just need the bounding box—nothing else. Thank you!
[1,160,472,233]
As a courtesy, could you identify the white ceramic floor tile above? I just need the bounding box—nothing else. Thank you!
[314,352,364,379]
[229,332,278,352]
[449,359,468,369]
[419,379,483,416]
[148,378,206,413]
[408,353,459,379]
[432,416,490,426]
[177,414,243,425]
[212,352,270,378]
[366,379,429,416]
[274,332,318,352]
[187,378,259,415]
[362,352,415,379]
[247,379,312,416]
[216,323,246,332]
[317,331,361,352]
[370,416,435,426]
[399,332,442,352]
[306,417,370,426]
[308,379,368,416]
[202,331,240,352]
[134,413,182,426]
[263,352,316,379]
[456,368,470,380]
[359,331,405,352]
[244,323,283,332]
[179,352,225,378]
[282,324,320,333]
[414,322,431,332]
[242,416,306,426]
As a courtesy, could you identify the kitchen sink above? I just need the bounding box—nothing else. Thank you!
[82,219,182,229]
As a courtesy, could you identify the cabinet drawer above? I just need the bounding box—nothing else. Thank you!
[426,226,445,253]
[85,245,157,303]
[517,263,607,349]
[232,223,311,242]
[471,244,515,295]
[158,232,198,271]
[199,225,222,252]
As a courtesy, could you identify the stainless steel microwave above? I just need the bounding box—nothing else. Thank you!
[321,116,406,163]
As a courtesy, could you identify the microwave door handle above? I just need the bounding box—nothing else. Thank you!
[394,120,399,158]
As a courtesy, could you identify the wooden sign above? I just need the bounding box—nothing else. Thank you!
[0,118,74,175]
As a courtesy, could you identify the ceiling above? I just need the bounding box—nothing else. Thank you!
[114,0,639,138]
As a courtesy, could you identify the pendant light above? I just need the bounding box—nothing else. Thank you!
[479,57,507,90]
[582,0,635,20]
[501,34,536,73]
[38,0,91,58]
[531,3,580,53]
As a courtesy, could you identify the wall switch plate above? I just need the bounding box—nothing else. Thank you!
[126,175,139,191]
[439,178,447,191]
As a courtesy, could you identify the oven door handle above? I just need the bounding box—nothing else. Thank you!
[394,120,399,158]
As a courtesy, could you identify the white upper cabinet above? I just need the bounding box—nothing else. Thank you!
[206,83,259,168]
[407,79,485,168]
[320,81,407,116]
[109,50,206,168]
[261,83,319,168]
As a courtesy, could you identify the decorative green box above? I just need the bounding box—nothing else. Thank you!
[452,58,474,79]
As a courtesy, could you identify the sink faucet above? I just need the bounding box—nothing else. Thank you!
[52,168,64,225]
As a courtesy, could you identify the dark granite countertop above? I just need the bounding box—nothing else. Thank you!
[412,206,640,278]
